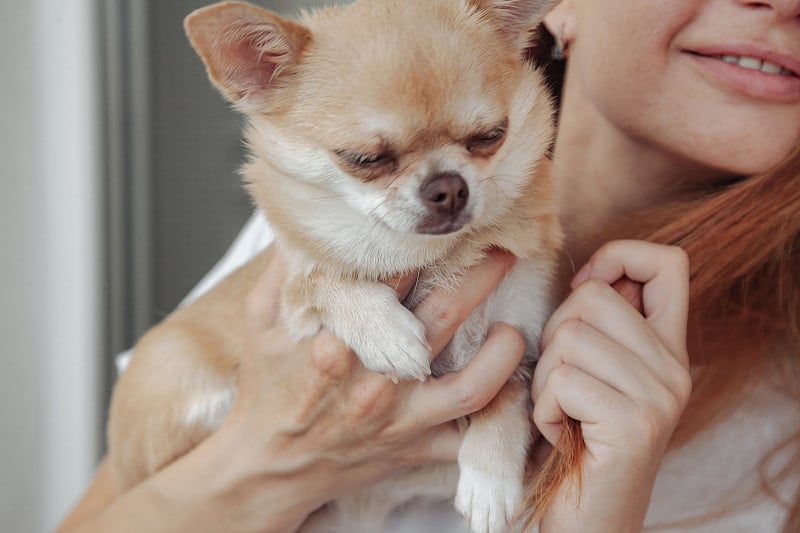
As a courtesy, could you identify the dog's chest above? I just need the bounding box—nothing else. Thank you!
[410,256,550,378]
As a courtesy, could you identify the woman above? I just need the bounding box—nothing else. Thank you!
[59,0,800,531]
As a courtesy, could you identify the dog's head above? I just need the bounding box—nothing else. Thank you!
[186,0,557,260]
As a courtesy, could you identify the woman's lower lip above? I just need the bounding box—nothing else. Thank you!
[686,52,800,103]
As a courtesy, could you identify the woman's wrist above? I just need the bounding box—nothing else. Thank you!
[538,451,661,533]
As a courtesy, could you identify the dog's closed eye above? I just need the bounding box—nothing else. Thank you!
[335,149,398,180]
[465,120,508,157]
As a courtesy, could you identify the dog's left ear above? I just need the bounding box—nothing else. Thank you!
[470,0,560,50]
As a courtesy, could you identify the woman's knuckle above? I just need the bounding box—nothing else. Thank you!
[421,297,460,333]
[455,384,490,414]
[577,278,611,303]
[351,379,392,416]
[671,367,693,406]
[531,401,546,427]
[547,321,581,359]
[658,390,683,422]
[667,246,690,272]
[648,379,686,424]
[553,319,586,347]
[594,241,616,262]
[549,364,574,388]
[379,419,405,443]
[531,371,546,401]
[659,355,692,404]
[310,334,353,379]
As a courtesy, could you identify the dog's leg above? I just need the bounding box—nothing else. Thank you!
[282,272,432,381]
[455,379,533,533]
[107,323,236,489]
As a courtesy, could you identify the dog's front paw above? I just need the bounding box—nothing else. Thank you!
[455,466,523,533]
[354,308,431,382]
[285,276,433,382]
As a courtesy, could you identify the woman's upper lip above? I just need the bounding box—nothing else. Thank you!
[686,43,800,77]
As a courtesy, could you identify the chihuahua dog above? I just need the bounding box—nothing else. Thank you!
[108,0,562,531]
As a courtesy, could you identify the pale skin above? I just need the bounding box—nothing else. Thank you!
[59,0,800,531]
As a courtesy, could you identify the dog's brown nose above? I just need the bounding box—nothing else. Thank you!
[420,172,469,216]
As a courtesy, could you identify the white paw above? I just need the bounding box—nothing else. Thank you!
[455,466,523,533]
[351,308,431,382]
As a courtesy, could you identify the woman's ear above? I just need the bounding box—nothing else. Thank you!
[543,0,576,47]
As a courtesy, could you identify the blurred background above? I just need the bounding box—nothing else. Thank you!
[1,0,332,530]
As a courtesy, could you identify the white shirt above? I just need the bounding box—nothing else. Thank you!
[118,212,799,532]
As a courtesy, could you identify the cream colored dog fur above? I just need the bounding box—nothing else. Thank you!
[108,1,561,531]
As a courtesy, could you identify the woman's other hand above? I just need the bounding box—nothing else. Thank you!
[532,241,693,533]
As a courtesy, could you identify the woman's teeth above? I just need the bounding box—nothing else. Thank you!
[714,54,793,76]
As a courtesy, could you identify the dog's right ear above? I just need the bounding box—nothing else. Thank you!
[184,1,311,113]
[469,0,561,51]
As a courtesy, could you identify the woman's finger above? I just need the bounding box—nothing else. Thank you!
[612,277,644,313]
[407,322,525,428]
[532,363,630,446]
[539,280,674,380]
[532,318,663,405]
[413,423,463,464]
[571,241,690,362]
[413,249,516,358]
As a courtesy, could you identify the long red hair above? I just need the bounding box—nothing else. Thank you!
[524,28,800,532]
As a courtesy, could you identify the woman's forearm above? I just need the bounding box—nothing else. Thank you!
[58,427,315,533]
[537,459,658,533]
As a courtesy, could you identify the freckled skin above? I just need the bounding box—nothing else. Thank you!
[558,0,800,178]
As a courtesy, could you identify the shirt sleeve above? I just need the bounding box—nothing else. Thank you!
[115,211,275,375]
[180,211,275,305]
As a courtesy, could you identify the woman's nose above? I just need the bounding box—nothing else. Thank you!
[737,0,800,19]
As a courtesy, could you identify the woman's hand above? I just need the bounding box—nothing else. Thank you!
[532,241,693,533]
[58,248,524,533]
[198,247,525,532]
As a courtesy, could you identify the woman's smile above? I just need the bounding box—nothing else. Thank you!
[684,43,800,102]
